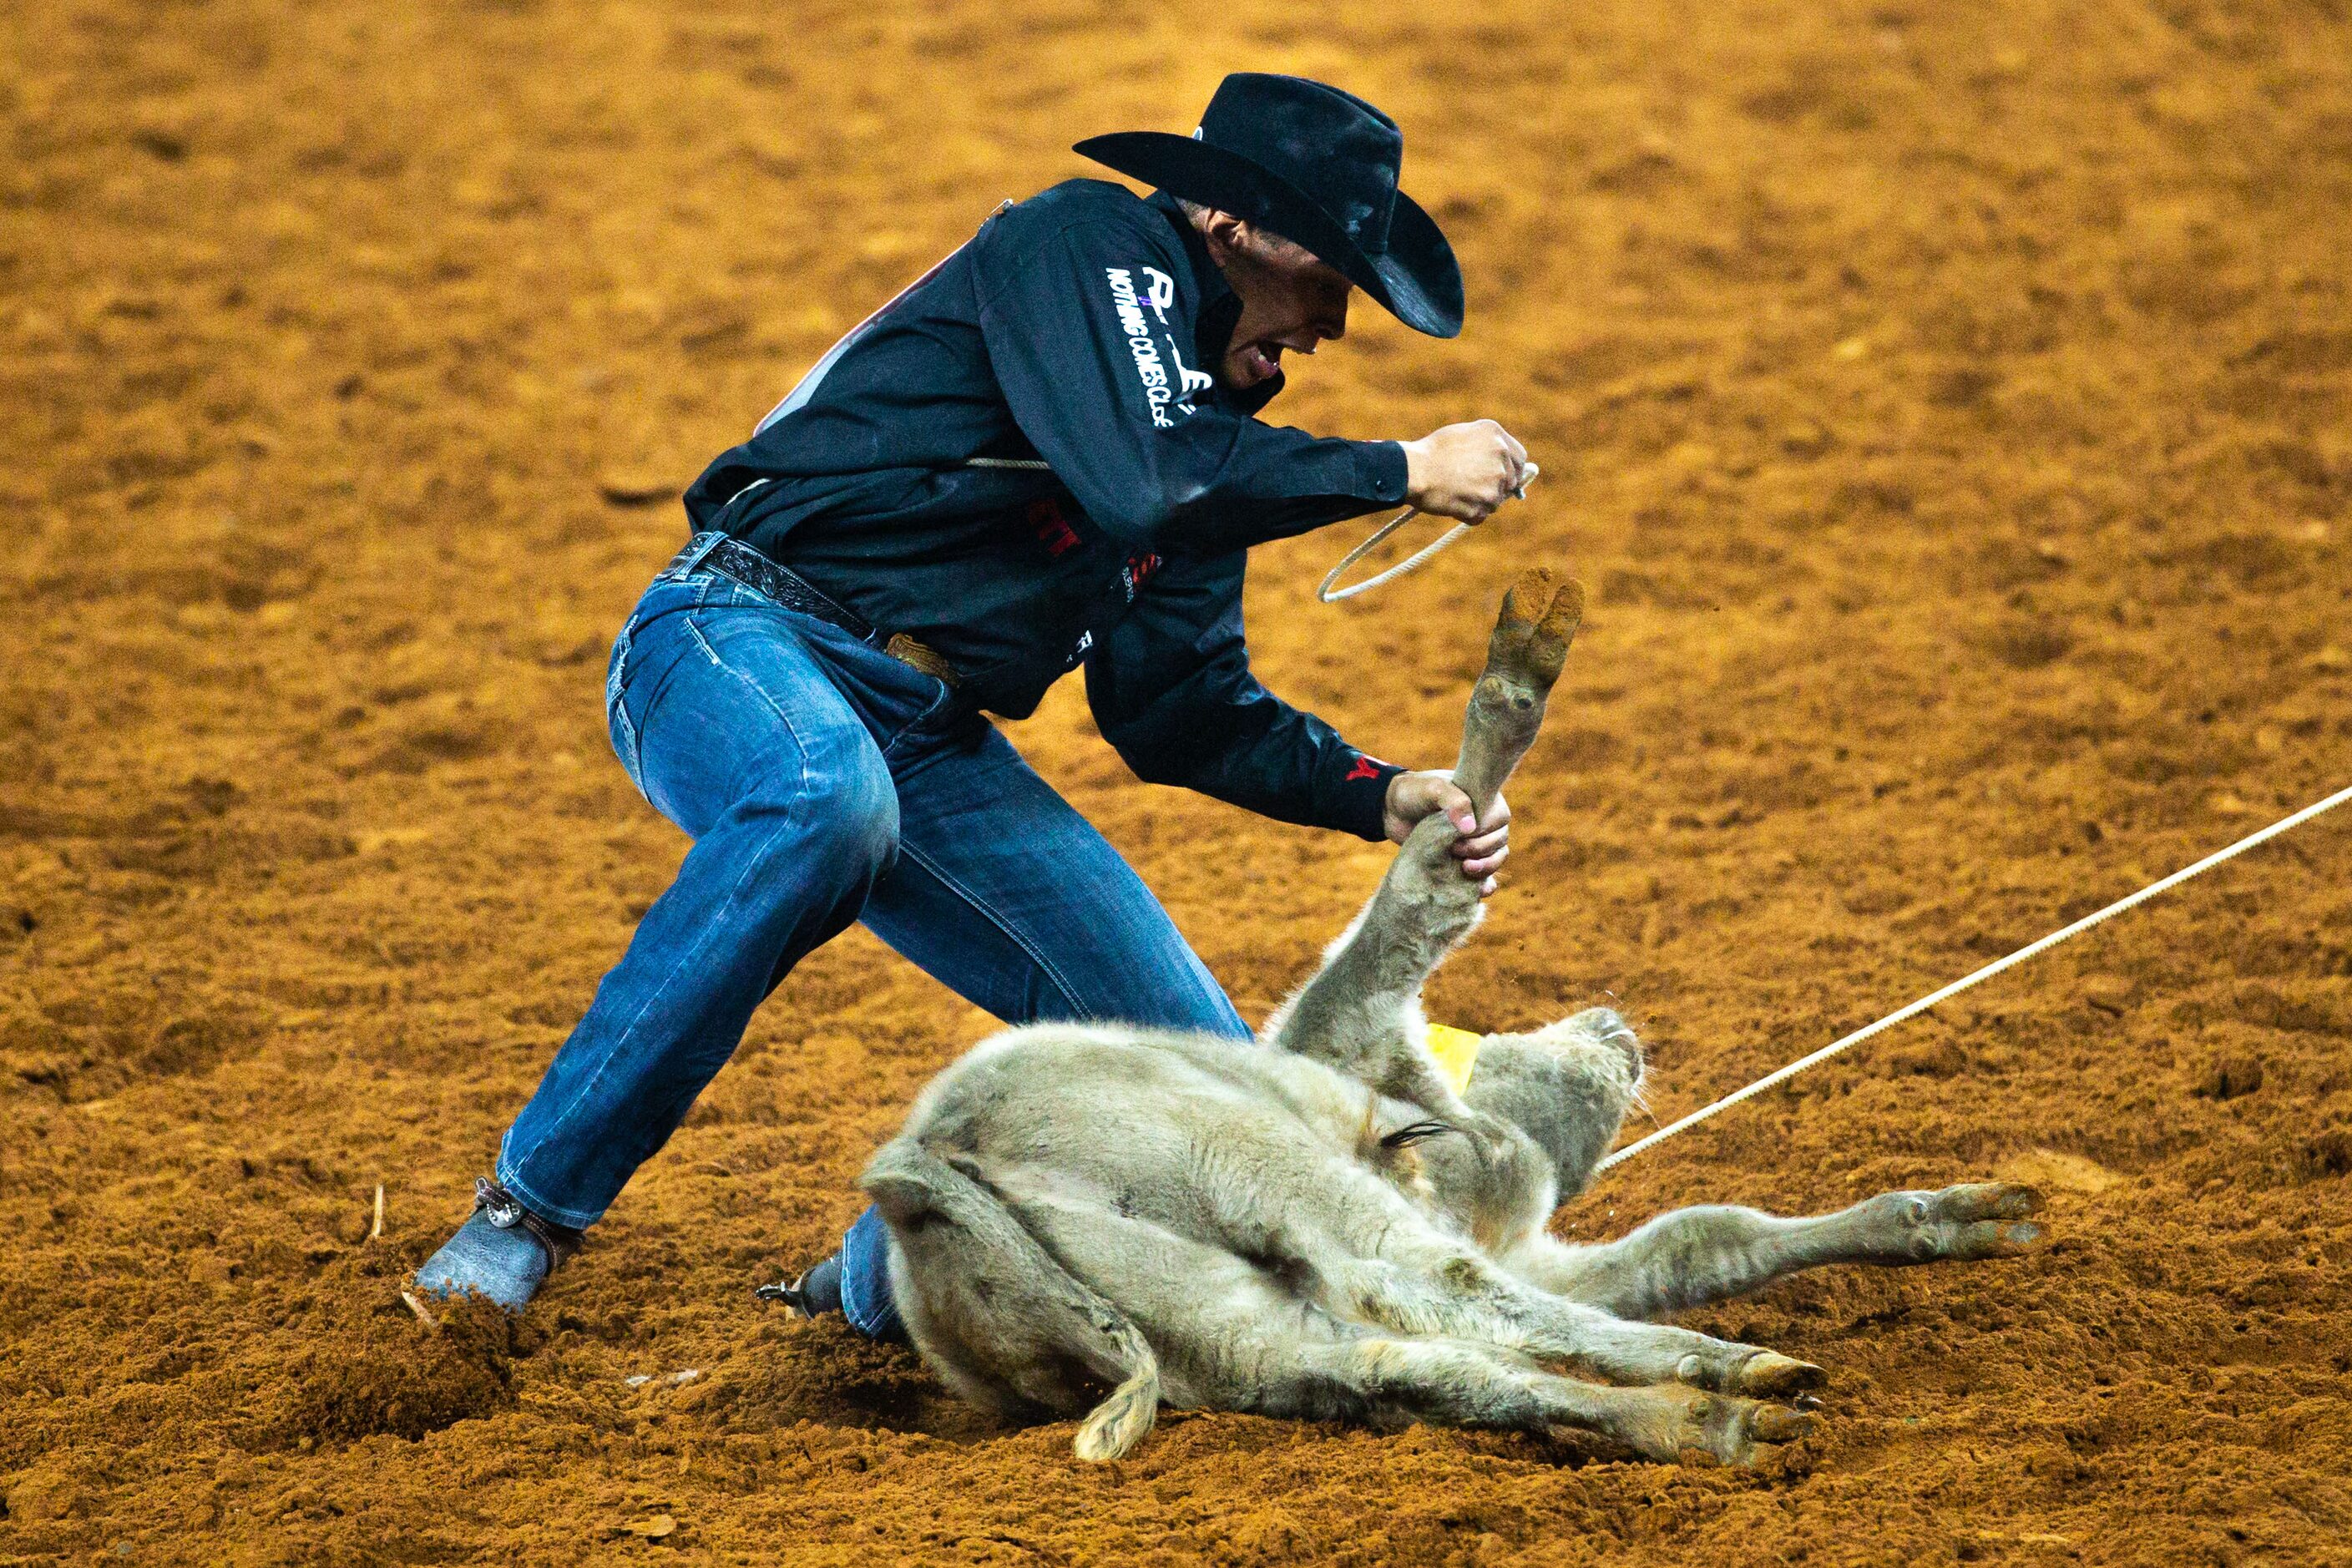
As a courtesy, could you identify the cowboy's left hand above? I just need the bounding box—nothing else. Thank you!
[1383,770,1510,894]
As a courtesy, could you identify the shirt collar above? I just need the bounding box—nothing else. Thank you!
[1146,189,1286,417]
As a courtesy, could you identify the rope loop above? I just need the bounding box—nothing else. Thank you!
[1317,509,1474,602]
[1317,461,1540,604]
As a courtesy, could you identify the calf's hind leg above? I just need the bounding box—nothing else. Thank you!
[1246,1335,1818,1467]
[1180,1140,1824,1400]
[861,1139,1162,1461]
[1015,1194,1819,1468]
[1515,1183,2046,1321]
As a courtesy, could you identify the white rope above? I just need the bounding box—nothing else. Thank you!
[1318,462,1540,604]
[1594,781,2352,1174]
[1317,511,1477,602]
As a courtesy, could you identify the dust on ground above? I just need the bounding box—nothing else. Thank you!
[3,0,2350,1562]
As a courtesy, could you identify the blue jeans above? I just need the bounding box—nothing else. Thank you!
[497,534,1252,1337]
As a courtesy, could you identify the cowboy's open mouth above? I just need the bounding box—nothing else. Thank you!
[1239,341,1282,380]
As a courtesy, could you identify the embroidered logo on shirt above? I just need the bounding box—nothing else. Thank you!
[1029,497,1080,558]
[1141,267,1177,323]
[1344,755,1388,782]
[1140,266,1215,402]
[1120,552,1163,600]
[1166,340,1215,398]
[1105,267,1176,428]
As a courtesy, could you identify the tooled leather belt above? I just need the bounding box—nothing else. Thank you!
[685,535,959,688]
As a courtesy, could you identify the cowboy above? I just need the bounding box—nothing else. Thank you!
[417,73,1533,1333]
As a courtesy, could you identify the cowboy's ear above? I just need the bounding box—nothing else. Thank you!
[1195,207,1252,265]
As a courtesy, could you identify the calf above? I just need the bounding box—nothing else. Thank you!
[854,571,2045,1465]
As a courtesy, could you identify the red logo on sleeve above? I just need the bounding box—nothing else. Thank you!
[1344,755,1388,782]
[1120,552,1162,599]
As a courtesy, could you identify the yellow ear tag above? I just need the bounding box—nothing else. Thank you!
[1424,1024,1483,1095]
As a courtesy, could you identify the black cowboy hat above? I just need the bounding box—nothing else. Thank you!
[1074,73,1464,339]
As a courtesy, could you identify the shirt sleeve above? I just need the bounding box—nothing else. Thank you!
[1084,550,1403,840]
[974,215,1409,552]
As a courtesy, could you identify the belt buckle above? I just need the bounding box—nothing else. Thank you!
[884,633,960,688]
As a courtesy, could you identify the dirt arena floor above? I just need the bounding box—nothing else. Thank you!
[5,0,2351,1561]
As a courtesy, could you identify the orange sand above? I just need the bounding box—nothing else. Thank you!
[3,0,2349,1561]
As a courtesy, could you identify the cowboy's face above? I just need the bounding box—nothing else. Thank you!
[1198,213,1353,391]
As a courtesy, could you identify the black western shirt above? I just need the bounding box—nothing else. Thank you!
[684,180,1410,839]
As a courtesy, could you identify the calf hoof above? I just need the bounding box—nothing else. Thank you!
[1485,569,1586,696]
[1674,1347,1824,1398]
[1732,1350,1826,1399]
[1675,1392,1823,1469]
[1886,1183,2047,1262]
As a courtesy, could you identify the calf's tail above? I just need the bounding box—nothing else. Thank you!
[860,1137,1161,1461]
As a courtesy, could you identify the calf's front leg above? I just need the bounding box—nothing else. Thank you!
[1510,1183,2046,1321]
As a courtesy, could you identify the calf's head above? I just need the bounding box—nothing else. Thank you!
[1460,1007,1645,1199]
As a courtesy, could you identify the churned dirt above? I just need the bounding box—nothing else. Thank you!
[4,0,2351,1562]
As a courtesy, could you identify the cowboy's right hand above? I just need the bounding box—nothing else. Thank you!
[1400,420,1530,524]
